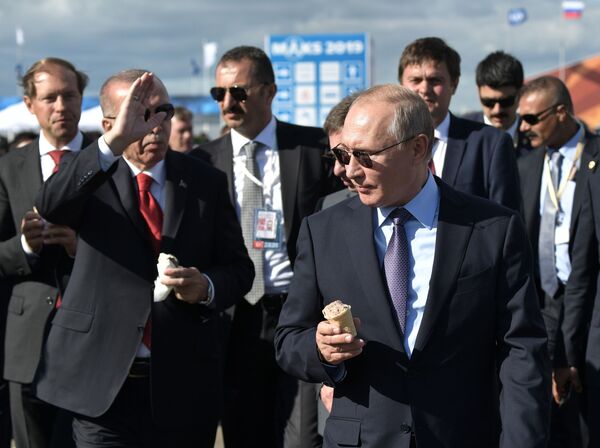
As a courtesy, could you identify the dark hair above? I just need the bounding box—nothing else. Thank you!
[475,51,523,89]
[218,46,275,84]
[398,37,461,84]
[21,57,88,98]
[99,69,166,117]
[521,76,573,114]
[323,92,360,135]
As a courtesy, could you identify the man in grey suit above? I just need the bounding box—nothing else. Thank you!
[0,57,87,448]
[276,84,550,447]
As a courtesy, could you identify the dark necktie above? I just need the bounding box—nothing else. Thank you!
[240,141,265,305]
[136,173,163,349]
[48,149,70,174]
[538,150,563,298]
[48,149,70,308]
[384,208,413,334]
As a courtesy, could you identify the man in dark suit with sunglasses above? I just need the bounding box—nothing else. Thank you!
[191,45,337,448]
[276,84,550,448]
[463,51,532,158]
[32,70,254,447]
[398,37,522,212]
[518,75,600,447]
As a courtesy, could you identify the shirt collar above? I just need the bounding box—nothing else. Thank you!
[376,171,439,230]
[38,131,84,156]
[123,158,166,187]
[434,112,450,142]
[552,124,584,160]
[231,116,277,156]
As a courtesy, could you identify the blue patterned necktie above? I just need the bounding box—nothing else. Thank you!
[384,208,413,334]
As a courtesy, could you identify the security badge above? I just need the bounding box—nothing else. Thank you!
[252,209,283,249]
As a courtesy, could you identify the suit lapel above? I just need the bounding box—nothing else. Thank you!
[520,150,544,242]
[162,153,188,250]
[22,141,44,204]
[277,122,300,243]
[570,134,600,240]
[111,158,150,244]
[413,183,473,357]
[442,115,467,186]
[214,138,235,204]
[343,201,405,353]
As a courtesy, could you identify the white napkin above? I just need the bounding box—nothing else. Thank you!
[154,253,179,302]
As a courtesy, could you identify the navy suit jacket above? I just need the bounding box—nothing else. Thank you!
[275,179,550,448]
[442,114,521,211]
[32,145,253,427]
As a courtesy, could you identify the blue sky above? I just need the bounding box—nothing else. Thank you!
[1,0,598,113]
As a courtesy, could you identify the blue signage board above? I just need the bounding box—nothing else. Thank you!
[265,33,371,127]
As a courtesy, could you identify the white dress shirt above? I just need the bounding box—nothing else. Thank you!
[432,112,450,176]
[373,173,440,356]
[230,117,293,294]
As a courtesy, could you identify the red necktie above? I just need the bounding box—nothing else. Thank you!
[48,149,69,174]
[48,149,70,308]
[136,173,163,349]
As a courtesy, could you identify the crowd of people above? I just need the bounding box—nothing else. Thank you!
[0,36,598,448]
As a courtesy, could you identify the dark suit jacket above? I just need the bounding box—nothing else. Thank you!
[562,157,600,372]
[190,120,334,265]
[443,114,521,211]
[275,179,550,448]
[518,132,600,292]
[461,111,533,158]
[0,137,90,384]
[32,144,254,427]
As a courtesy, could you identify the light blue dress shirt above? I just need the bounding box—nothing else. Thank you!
[373,172,440,356]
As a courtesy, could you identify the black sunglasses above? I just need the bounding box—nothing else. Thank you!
[104,103,175,122]
[480,95,516,108]
[521,103,560,126]
[210,84,268,102]
[332,135,415,169]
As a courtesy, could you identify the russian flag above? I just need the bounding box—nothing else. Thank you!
[562,1,585,19]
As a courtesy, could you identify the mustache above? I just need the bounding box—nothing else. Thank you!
[525,132,538,140]
[223,105,244,115]
[490,112,508,119]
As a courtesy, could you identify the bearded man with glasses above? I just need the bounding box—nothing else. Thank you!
[191,45,340,448]
[518,75,600,447]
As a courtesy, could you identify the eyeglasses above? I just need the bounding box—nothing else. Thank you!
[520,103,560,126]
[480,95,517,108]
[104,103,175,122]
[331,135,415,168]
[209,84,267,102]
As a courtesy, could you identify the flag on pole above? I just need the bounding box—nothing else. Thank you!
[562,1,585,19]
[507,7,528,26]
[15,27,25,46]
[203,42,218,69]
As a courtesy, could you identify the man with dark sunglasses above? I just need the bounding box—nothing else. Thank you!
[518,75,600,447]
[398,38,521,212]
[191,46,339,448]
[275,84,550,448]
[463,51,533,158]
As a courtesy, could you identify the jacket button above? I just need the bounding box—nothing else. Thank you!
[46,296,53,305]
[399,423,412,434]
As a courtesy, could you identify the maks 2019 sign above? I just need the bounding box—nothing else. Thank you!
[265,33,371,127]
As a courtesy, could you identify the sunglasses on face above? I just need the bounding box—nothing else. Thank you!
[331,135,415,169]
[210,84,263,102]
[480,95,517,108]
[104,103,175,122]
[521,103,560,126]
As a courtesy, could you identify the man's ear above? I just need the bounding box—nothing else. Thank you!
[101,119,112,133]
[23,96,34,114]
[451,77,460,95]
[413,134,430,163]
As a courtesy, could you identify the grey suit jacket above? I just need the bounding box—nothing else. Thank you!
[0,137,89,383]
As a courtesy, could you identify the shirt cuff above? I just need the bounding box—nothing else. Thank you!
[322,361,346,385]
[98,136,121,171]
[199,273,215,307]
[21,233,40,261]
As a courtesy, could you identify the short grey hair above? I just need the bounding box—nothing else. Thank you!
[351,84,434,158]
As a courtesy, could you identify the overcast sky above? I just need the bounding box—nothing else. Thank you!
[1,0,598,113]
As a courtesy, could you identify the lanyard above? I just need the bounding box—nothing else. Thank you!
[543,134,585,211]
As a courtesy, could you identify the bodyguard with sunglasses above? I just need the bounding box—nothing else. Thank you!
[191,46,338,448]
[398,38,522,212]
[463,51,533,158]
[517,75,600,447]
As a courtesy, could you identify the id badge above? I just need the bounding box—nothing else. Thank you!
[253,209,282,250]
